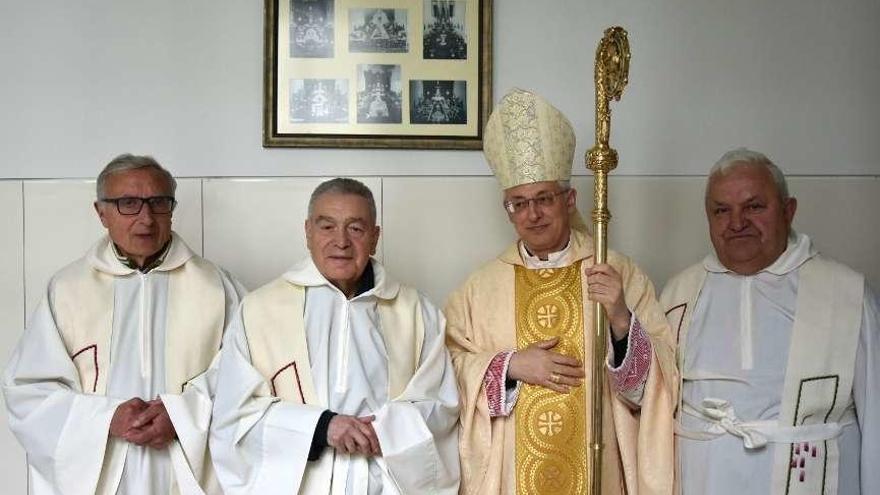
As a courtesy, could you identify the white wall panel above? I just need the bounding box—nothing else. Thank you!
[171,179,204,256]
[22,179,202,316]
[382,177,513,306]
[202,178,382,290]
[788,177,880,290]
[23,181,105,317]
[573,176,714,289]
[0,181,26,493]
[0,181,24,362]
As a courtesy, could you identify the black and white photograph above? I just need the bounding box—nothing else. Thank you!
[290,0,335,58]
[349,9,409,53]
[266,0,490,148]
[410,80,467,124]
[289,79,349,123]
[423,0,467,60]
[357,64,403,124]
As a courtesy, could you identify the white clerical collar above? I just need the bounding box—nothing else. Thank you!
[519,238,573,269]
[87,232,194,276]
[282,256,399,300]
[703,231,817,275]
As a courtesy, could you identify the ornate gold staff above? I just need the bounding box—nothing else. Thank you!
[585,26,630,494]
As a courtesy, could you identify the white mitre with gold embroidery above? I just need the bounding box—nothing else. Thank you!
[483,88,576,189]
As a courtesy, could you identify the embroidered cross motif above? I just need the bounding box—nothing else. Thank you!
[790,441,820,483]
[537,410,563,436]
[536,304,559,328]
[514,262,586,495]
[538,463,565,491]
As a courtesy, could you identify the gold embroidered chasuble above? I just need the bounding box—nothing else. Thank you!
[446,229,678,495]
[514,263,588,494]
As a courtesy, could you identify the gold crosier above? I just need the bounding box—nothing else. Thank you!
[585,26,630,495]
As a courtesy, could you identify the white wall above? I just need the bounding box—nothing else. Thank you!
[0,182,24,491]
[1,0,879,178]
[0,0,879,492]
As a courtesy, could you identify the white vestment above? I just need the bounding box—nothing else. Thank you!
[661,233,879,494]
[210,257,460,495]
[3,233,244,495]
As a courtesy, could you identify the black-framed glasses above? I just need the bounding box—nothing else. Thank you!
[503,189,569,214]
[100,196,177,215]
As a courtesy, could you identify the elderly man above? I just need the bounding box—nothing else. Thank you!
[445,88,678,495]
[3,154,244,494]
[210,178,460,494]
[662,148,879,494]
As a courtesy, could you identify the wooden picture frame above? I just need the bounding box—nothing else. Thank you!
[263,0,492,149]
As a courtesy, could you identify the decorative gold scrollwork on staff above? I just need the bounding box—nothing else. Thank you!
[585,26,630,495]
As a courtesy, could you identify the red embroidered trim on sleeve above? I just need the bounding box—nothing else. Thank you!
[484,350,513,417]
[609,319,652,393]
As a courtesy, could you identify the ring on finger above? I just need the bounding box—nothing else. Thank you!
[550,372,560,384]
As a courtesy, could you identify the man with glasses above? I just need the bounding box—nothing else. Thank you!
[4,154,244,494]
[445,89,677,494]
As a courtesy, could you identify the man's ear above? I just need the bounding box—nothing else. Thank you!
[371,225,381,255]
[505,207,515,223]
[94,201,110,228]
[304,218,313,249]
[784,197,797,225]
[566,188,577,212]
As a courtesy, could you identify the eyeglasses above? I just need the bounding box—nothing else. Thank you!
[100,196,177,215]
[503,189,569,214]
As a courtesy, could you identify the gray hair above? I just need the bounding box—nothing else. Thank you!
[96,154,177,200]
[308,178,377,223]
[706,148,789,200]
